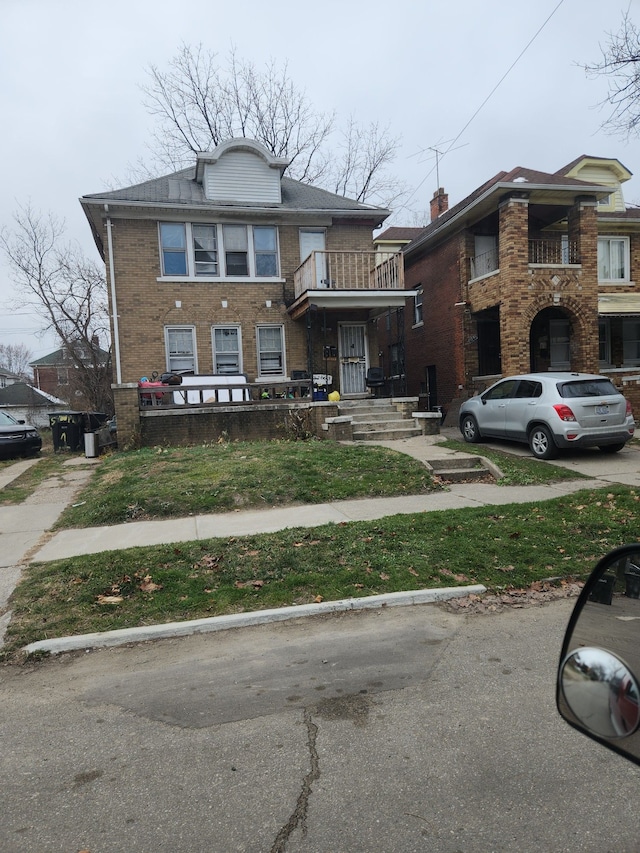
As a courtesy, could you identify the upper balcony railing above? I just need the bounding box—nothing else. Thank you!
[470,238,580,281]
[529,238,579,265]
[470,248,499,279]
[293,251,404,300]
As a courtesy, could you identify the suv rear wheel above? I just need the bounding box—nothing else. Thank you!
[529,424,558,460]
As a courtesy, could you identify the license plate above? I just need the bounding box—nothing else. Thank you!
[595,405,610,415]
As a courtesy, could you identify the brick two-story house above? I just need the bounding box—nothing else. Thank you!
[394,155,640,418]
[80,139,408,432]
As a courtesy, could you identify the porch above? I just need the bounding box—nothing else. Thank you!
[292,250,404,300]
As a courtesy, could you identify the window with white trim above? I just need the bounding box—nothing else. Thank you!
[160,223,188,275]
[257,325,285,376]
[598,236,629,282]
[414,288,423,325]
[165,326,197,373]
[159,223,279,278]
[212,326,242,374]
[193,224,218,276]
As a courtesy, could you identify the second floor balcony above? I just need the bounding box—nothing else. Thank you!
[469,238,580,281]
[294,251,404,300]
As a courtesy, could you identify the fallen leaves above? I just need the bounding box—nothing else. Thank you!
[95,571,163,604]
[442,578,584,615]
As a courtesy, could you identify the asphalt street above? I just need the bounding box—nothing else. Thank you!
[2,599,639,853]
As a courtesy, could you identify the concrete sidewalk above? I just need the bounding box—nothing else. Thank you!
[27,434,640,563]
[0,457,98,639]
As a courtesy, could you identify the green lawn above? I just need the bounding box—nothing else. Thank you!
[5,484,638,658]
[54,440,444,528]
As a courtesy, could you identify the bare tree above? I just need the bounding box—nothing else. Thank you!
[583,11,640,136]
[140,45,403,207]
[0,343,33,381]
[0,204,113,414]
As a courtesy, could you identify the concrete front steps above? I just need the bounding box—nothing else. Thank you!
[427,455,495,484]
[337,399,422,441]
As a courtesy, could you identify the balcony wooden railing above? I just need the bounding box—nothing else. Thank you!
[293,251,404,299]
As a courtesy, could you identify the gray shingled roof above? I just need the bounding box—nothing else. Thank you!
[82,168,388,214]
[0,383,66,407]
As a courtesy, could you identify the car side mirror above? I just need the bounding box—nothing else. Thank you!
[557,544,640,766]
[18,419,25,424]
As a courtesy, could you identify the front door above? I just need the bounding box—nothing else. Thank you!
[339,324,367,394]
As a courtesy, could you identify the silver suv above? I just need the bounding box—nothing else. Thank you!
[459,372,635,459]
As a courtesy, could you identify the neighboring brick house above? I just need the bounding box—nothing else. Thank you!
[80,138,407,417]
[30,341,111,411]
[393,156,640,418]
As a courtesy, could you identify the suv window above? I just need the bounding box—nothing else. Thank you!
[559,379,618,398]
[515,380,542,398]
[484,379,518,400]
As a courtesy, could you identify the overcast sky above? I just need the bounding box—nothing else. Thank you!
[2,0,639,363]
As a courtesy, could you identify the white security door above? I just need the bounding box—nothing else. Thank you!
[339,324,367,394]
[299,230,327,287]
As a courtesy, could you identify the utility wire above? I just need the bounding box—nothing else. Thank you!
[398,0,567,215]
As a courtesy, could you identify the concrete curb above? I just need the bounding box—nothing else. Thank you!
[22,584,486,655]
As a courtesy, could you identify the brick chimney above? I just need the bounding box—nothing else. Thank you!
[430,187,449,221]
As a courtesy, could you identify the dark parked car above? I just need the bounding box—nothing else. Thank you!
[0,410,42,459]
[459,372,635,459]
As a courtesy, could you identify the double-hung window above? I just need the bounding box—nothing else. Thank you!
[598,237,629,282]
[160,223,188,275]
[193,225,218,276]
[414,288,423,325]
[257,325,285,376]
[223,225,249,276]
[165,326,197,373]
[253,226,278,276]
[212,326,242,374]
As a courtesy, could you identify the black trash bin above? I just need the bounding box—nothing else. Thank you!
[49,412,109,452]
[589,573,616,605]
[49,412,85,452]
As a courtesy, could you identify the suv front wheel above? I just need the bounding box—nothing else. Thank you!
[461,414,482,443]
[529,424,558,460]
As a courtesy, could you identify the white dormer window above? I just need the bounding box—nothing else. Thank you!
[196,139,289,204]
